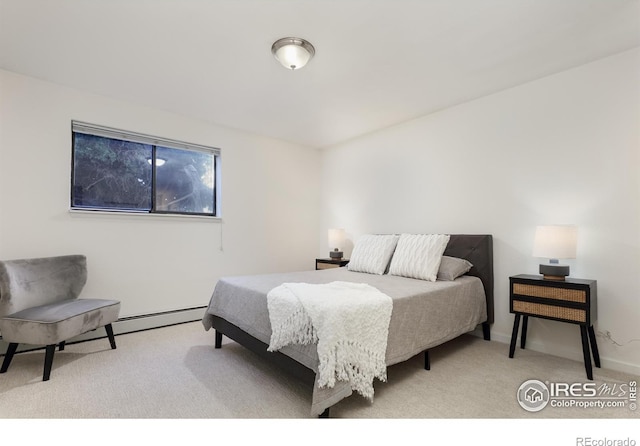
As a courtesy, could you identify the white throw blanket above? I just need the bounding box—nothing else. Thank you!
[267,281,392,401]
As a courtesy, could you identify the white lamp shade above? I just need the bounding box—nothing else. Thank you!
[328,228,345,249]
[532,225,578,260]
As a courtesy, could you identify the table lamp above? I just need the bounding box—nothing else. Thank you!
[532,225,577,281]
[328,228,345,259]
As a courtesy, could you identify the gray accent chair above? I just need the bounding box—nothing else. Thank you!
[0,255,120,381]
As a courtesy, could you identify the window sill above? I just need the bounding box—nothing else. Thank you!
[69,208,222,221]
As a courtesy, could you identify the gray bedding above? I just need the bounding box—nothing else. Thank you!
[202,267,487,415]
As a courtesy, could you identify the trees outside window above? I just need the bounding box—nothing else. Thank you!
[154,146,215,214]
[71,122,220,217]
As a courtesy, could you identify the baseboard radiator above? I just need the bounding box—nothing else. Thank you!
[0,306,207,355]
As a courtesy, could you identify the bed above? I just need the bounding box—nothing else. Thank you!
[202,234,494,417]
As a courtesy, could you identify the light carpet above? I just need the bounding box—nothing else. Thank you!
[0,321,637,420]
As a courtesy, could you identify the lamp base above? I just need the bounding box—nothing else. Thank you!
[329,250,343,259]
[539,263,570,281]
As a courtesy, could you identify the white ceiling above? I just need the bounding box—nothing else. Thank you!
[1,0,639,148]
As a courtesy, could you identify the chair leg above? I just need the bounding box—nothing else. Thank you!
[105,324,117,349]
[59,341,66,351]
[43,344,56,381]
[1,343,19,373]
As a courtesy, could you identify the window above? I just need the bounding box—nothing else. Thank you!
[71,121,220,217]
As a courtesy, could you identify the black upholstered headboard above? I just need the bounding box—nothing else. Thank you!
[444,234,494,324]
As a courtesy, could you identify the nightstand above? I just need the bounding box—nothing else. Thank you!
[509,274,600,380]
[315,258,349,270]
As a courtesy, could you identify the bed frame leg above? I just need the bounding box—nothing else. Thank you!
[319,408,330,418]
[482,322,491,341]
[215,330,223,349]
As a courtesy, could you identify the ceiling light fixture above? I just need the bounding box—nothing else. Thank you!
[271,37,315,70]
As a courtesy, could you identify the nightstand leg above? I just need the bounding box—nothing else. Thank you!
[580,326,593,380]
[587,325,601,368]
[509,314,521,358]
[520,315,528,349]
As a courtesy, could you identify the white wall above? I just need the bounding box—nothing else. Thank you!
[0,69,321,318]
[320,48,640,374]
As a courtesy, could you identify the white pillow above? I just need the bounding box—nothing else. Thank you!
[388,234,451,281]
[347,234,399,275]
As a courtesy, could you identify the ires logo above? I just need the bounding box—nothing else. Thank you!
[517,380,550,412]
[548,382,634,398]
[549,382,597,398]
[517,380,637,412]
